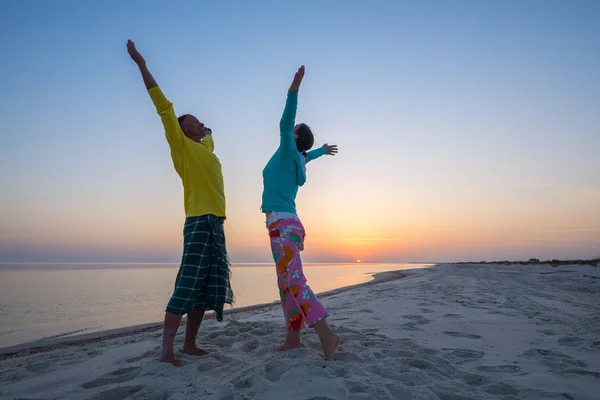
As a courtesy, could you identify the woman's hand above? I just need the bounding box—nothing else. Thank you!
[325,144,338,155]
[289,65,305,92]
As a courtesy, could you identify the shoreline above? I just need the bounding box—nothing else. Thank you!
[0,267,426,358]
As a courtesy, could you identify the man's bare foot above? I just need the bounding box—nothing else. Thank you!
[159,355,181,366]
[279,342,304,351]
[323,334,341,361]
[182,346,209,356]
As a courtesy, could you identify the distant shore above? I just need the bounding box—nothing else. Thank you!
[454,257,599,267]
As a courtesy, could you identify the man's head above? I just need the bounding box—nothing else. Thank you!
[177,114,208,141]
[294,123,314,156]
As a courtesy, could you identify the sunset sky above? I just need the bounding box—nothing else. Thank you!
[1,0,598,264]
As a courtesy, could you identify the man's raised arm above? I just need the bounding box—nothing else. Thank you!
[127,40,157,90]
[127,40,184,174]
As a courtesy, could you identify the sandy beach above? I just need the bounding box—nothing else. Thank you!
[1,263,599,400]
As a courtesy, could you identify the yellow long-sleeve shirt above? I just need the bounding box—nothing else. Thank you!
[149,87,226,218]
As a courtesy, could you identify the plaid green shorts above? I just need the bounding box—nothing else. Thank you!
[165,214,234,321]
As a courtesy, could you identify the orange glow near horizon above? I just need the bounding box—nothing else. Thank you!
[2,192,599,263]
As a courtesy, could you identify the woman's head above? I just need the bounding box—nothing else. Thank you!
[177,114,207,141]
[294,123,314,156]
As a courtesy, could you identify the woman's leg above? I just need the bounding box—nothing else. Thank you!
[270,221,302,350]
[281,221,340,360]
[270,218,339,358]
[283,220,328,328]
[313,318,341,361]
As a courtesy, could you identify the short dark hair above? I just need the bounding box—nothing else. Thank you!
[295,123,314,157]
[177,114,190,129]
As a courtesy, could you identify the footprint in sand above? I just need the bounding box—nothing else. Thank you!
[564,369,600,379]
[461,372,489,386]
[209,352,235,364]
[125,387,171,400]
[442,313,463,319]
[477,365,522,373]
[88,384,144,400]
[401,322,424,331]
[407,359,435,370]
[264,359,286,382]
[126,350,156,363]
[443,331,481,339]
[222,327,239,337]
[537,329,555,336]
[344,380,368,393]
[365,364,406,380]
[484,382,520,396]
[381,348,413,358]
[558,337,583,347]
[81,366,140,389]
[207,331,222,340]
[336,352,363,362]
[523,348,588,368]
[442,348,485,362]
[403,315,432,325]
[434,390,479,400]
[197,359,219,372]
[25,362,53,373]
[219,393,254,400]
[232,375,255,389]
[211,335,238,348]
[334,365,351,378]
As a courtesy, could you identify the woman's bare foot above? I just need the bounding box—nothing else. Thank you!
[279,342,304,351]
[182,345,209,356]
[322,334,341,361]
[312,318,340,361]
[159,355,181,366]
[280,328,302,351]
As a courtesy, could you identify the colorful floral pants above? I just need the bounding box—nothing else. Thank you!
[268,218,328,330]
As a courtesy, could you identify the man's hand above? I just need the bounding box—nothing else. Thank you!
[127,40,146,66]
[127,39,157,90]
[325,144,338,156]
[289,65,305,92]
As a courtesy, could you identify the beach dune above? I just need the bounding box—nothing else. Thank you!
[1,263,599,399]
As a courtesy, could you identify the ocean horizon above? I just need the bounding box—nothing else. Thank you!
[0,261,434,270]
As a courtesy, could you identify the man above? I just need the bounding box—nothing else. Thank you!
[127,40,233,366]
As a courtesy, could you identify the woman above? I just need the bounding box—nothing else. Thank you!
[261,65,340,360]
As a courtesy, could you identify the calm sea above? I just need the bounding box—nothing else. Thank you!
[0,263,430,349]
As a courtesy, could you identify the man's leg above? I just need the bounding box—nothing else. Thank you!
[161,217,211,365]
[160,312,183,366]
[183,307,208,355]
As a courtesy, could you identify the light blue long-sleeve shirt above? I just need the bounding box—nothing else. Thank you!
[261,90,327,214]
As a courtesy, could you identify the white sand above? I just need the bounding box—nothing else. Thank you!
[1,263,599,400]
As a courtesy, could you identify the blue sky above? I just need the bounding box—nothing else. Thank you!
[1,0,599,263]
